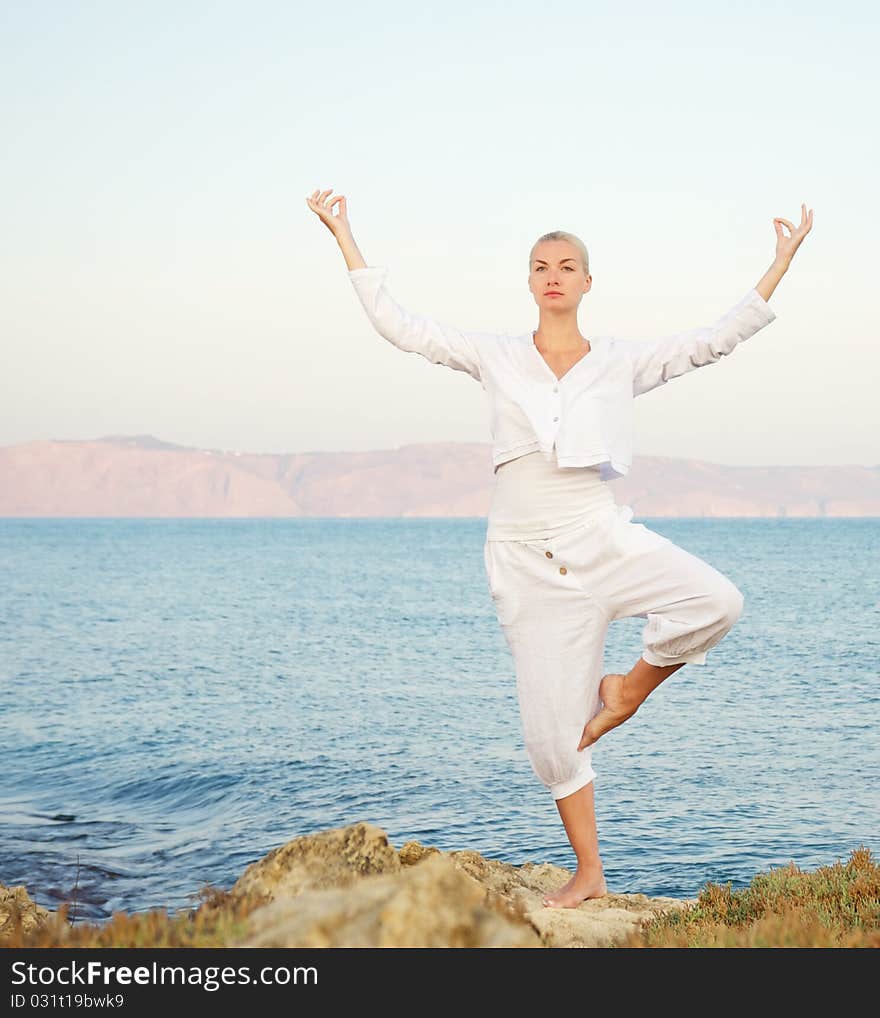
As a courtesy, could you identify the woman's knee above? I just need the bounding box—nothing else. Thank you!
[714,580,744,631]
[642,577,743,665]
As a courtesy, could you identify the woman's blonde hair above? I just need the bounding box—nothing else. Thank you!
[529,231,590,276]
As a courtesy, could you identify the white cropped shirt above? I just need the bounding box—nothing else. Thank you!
[348,266,778,480]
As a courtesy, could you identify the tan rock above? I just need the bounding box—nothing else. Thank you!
[228,821,401,904]
[0,883,53,941]
[1,823,692,948]
[512,862,691,948]
[236,851,540,948]
[437,848,691,948]
[229,823,693,949]
[398,840,440,866]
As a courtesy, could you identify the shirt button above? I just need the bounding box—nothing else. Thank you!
[552,416,559,422]
[553,386,558,393]
[545,550,553,558]
[559,566,567,575]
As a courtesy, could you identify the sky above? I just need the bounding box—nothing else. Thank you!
[2,0,877,468]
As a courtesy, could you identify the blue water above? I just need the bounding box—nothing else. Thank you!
[1,516,878,923]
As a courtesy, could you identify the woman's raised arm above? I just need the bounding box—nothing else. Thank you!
[306,187,485,382]
[624,204,814,397]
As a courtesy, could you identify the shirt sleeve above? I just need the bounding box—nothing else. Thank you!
[348,266,484,382]
[623,288,778,397]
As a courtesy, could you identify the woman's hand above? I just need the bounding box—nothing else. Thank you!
[773,203,813,267]
[306,187,366,270]
[754,203,813,300]
[306,187,351,238]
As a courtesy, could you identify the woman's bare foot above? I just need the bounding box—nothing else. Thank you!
[577,673,639,749]
[542,867,607,908]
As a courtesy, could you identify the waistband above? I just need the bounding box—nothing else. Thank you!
[486,502,634,543]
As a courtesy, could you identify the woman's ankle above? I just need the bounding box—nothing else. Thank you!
[620,673,646,714]
[574,860,605,879]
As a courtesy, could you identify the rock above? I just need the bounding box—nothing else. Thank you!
[514,863,691,948]
[1,822,693,948]
[0,883,54,941]
[230,823,692,948]
[398,840,440,866]
[433,847,691,948]
[228,821,401,904]
[236,851,540,948]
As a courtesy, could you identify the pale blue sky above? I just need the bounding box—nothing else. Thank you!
[2,1,877,466]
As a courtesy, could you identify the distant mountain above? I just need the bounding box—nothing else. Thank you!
[0,435,877,517]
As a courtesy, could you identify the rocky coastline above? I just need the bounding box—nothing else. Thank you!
[1,821,691,948]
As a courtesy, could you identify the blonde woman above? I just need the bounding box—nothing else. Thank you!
[306,188,813,908]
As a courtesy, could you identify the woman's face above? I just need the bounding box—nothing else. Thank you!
[528,240,591,311]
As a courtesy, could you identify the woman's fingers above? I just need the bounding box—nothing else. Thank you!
[772,205,814,262]
[791,205,813,237]
[774,205,813,240]
[306,188,349,233]
[306,188,333,211]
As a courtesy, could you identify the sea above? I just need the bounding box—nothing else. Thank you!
[1,516,878,923]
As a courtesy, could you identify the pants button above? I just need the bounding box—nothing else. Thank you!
[545,550,553,558]
[559,566,567,575]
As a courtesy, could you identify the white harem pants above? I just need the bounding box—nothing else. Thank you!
[483,504,744,801]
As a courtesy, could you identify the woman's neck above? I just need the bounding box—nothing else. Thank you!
[533,314,589,351]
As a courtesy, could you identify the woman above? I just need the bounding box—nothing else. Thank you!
[306,188,813,908]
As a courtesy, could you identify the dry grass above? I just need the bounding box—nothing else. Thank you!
[623,846,880,948]
[0,883,268,948]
